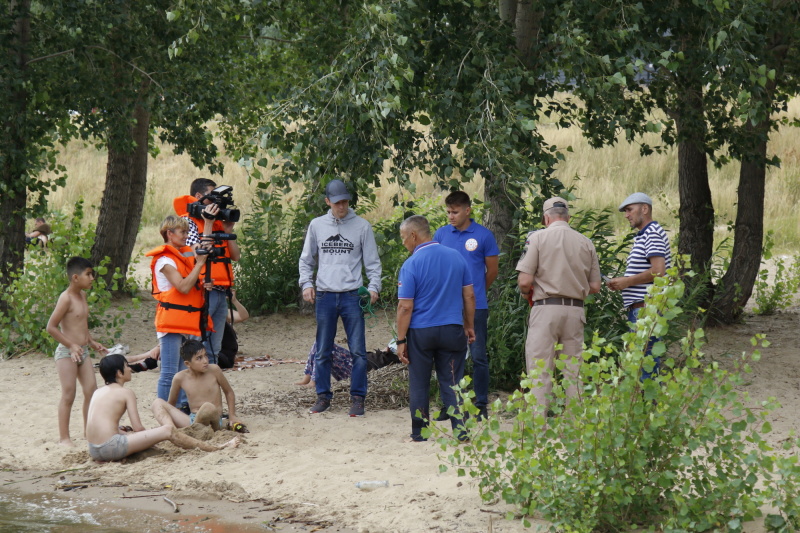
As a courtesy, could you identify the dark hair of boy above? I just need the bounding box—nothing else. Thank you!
[66,256,93,278]
[190,178,217,197]
[180,339,206,362]
[444,191,471,208]
[99,354,127,385]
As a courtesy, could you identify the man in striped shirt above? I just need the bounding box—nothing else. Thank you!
[607,192,671,380]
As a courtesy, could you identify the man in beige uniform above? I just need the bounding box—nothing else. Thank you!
[516,197,602,411]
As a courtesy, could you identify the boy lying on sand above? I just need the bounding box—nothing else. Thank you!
[152,340,247,432]
[86,354,238,462]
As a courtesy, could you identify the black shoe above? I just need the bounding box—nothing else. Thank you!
[348,396,365,417]
[309,395,331,414]
[476,406,488,421]
[433,410,450,422]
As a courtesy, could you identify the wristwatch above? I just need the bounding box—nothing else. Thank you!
[396,338,407,345]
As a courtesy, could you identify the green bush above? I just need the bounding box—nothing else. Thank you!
[234,190,311,315]
[754,231,800,316]
[432,268,800,532]
[0,202,131,358]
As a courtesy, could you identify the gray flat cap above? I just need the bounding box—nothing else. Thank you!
[618,192,653,212]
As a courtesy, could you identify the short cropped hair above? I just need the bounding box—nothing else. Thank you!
[444,191,471,208]
[190,178,216,197]
[181,339,206,362]
[547,206,569,219]
[159,215,189,243]
[99,354,127,385]
[66,256,93,278]
[400,215,431,238]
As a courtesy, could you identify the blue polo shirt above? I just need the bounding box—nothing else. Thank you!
[398,241,473,329]
[433,219,499,309]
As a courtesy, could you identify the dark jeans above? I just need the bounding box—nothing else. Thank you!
[471,308,490,408]
[628,306,660,381]
[314,290,367,400]
[408,324,467,439]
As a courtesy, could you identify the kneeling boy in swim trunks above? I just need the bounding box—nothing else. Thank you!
[86,354,239,462]
[152,340,245,431]
[46,257,108,447]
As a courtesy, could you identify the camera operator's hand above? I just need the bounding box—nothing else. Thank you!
[202,203,220,220]
[302,287,316,304]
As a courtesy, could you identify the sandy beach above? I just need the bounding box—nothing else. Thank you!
[1,291,799,532]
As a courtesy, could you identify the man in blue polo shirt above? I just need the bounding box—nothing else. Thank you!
[607,192,671,380]
[396,215,476,442]
[433,192,499,420]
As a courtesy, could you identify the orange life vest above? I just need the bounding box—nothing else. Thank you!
[145,244,212,336]
[173,195,235,287]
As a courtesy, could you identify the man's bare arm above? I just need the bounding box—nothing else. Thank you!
[395,299,414,365]
[484,255,499,290]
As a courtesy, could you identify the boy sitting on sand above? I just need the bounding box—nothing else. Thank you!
[86,354,239,462]
[46,256,108,447]
[152,340,245,432]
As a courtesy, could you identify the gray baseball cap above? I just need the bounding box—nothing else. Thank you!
[618,192,652,212]
[325,179,352,203]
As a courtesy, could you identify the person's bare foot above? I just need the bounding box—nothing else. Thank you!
[58,438,75,447]
[220,435,241,449]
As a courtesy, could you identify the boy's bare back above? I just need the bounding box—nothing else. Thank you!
[86,385,138,445]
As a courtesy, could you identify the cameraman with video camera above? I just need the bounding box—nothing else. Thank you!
[173,178,240,365]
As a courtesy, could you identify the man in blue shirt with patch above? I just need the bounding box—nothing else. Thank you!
[433,192,499,420]
[396,215,476,442]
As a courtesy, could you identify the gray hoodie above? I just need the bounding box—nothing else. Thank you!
[298,208,382,294]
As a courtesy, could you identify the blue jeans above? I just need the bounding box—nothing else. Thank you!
[408,325,467,439]
[158,333,187,406]
[314,290,367,400]
[628,306,660,381]
[471,308,490,408]
[202,289,228,365]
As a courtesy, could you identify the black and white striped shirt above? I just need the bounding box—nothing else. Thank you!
[621,221,671,307]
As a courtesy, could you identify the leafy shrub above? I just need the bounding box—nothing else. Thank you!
[234,190,311,315]
[0,202,131,358]
[754,231,800,315]
[432,268,800,532]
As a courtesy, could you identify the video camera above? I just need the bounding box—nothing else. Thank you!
[187,185,240,223]
[196,232,237,258]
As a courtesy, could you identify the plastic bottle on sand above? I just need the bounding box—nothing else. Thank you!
[355,480,389,491]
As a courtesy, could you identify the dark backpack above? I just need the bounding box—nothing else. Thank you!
[217,322,238,369]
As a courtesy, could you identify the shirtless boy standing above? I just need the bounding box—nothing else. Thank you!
[86,354,239,462]
[46,257,108,446]
[152,340,244,431]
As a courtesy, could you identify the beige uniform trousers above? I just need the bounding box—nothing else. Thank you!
[524,304,585,411]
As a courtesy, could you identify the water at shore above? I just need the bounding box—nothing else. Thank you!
[0,486,271,533]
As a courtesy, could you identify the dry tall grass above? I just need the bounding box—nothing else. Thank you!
[38,103,800,254]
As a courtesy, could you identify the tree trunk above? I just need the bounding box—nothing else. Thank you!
[499,0,517,24]
[675,102,714,275]
[0,0,31,291]
[483,175,515,253]
[711,135,767,324]
[91,103,150,289]
[514,1,543,70]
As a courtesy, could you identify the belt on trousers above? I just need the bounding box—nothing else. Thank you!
[532,297,584,308]
[627,301,645,311]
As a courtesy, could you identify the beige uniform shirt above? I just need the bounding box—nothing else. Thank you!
[515,221,601,301]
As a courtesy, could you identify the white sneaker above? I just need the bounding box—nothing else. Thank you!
[106,344,130,357]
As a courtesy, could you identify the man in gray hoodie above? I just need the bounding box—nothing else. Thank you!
[299,180,382,416]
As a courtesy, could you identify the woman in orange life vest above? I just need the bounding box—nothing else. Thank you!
[145,215,211,403]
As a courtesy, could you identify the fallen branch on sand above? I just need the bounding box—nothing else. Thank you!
[163,496,179,513]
